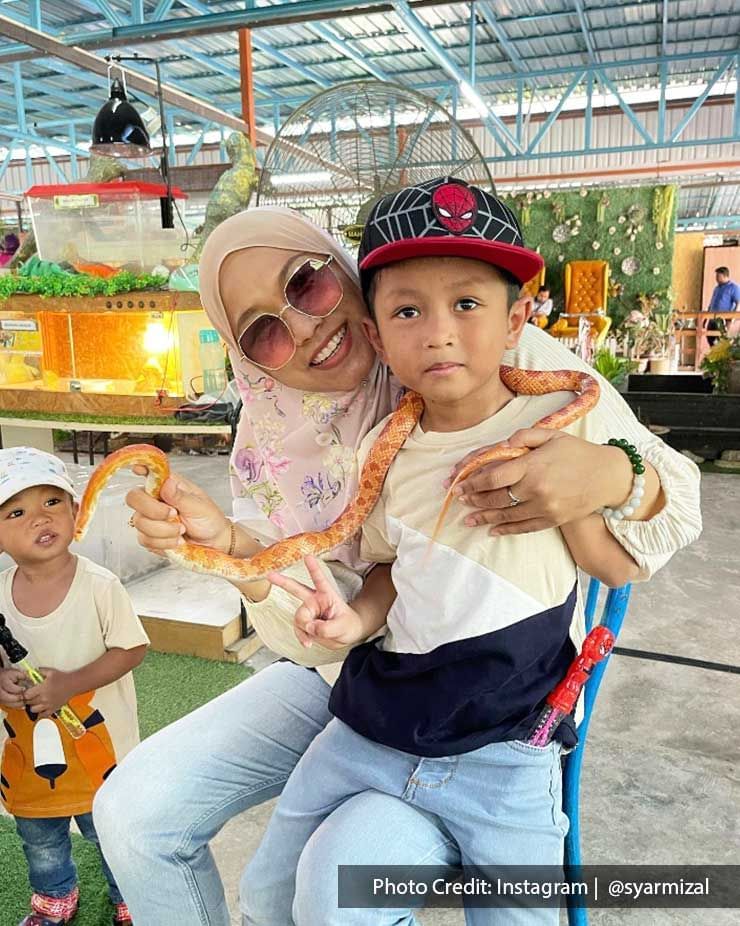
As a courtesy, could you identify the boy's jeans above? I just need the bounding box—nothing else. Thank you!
[15,812,123,905]
[242,718,569,926]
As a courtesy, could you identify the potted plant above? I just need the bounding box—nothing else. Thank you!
[592,348,636,391]
[620,294,674,373]
[701,333,740,393]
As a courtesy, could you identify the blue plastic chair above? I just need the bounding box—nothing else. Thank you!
[563,578,632,926]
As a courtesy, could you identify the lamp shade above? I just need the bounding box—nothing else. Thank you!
[91,77,151,158]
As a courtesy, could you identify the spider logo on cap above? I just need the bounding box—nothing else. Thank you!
[431,181,478,235]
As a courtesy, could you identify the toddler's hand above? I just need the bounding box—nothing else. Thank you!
[0,667,28,710]
[268,555,365,650]
[23,668,76,719]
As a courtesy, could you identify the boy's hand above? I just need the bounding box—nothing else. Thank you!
[267,555,366,650]
[23,668,76,719]
[0,667,29,709]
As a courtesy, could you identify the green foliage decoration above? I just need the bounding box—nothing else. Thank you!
[592,348,636,386]
[0,269,168,301]
[701,330,740,394]
[504,184,677,327]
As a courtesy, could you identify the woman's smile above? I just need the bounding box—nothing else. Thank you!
[309,323,351,368]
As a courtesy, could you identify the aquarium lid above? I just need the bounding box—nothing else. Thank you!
[25,181,187,200]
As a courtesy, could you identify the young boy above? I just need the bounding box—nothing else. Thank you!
[0,447,149,926]
[529,285,553,328]
[242,178,649,925]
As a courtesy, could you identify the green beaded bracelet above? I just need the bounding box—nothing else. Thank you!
[607,437,645,474]
[601,439,646,521]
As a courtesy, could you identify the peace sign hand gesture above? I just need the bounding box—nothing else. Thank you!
[267,555,368,651]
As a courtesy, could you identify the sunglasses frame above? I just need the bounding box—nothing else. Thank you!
[237,254,343,371]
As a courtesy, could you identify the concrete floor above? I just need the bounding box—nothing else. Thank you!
[4,449,739,924]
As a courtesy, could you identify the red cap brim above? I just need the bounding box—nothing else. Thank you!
[359,237,544,286]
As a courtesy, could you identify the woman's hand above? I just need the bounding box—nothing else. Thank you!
[268,555,369,650]
[447,428,650,535]
[126,467,232,555]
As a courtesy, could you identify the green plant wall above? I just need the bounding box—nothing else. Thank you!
[502,184,677,328]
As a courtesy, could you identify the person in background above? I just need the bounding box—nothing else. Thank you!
[706,266,740,344]
[708,267,740,313]
[529,285,553,328]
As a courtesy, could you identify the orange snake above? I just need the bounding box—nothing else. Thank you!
[74,367,599,580]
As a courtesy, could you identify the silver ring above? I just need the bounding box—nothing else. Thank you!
[507,488,522,507]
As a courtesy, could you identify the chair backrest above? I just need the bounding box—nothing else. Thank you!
[563,577,631,926]
[564,260,610,315]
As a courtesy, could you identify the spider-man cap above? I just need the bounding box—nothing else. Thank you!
[358,177,543,294]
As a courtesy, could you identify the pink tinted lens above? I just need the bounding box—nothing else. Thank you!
[239,314,295,369]
[285,260,342,316]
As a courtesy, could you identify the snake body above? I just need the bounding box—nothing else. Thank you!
[74,367,599,580]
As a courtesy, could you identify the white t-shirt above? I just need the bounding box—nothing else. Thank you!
[329,391,612,757]
[0,555,149,817]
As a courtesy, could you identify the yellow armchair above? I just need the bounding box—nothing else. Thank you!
[520,265,546,301]
[549,260,612,345]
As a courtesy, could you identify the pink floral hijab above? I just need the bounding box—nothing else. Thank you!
[199,206,399,571]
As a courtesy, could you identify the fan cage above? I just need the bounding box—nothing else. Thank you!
[257,80,494,246]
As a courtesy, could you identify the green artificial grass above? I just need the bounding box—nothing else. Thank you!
[0,408,227,427]
[0,651,252,925]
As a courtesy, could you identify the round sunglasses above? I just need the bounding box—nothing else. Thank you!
[237,255,344,370]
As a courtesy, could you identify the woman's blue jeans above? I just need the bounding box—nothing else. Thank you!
[93,662,334,925]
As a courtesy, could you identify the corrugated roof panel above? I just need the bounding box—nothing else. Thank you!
[2,0,738,187]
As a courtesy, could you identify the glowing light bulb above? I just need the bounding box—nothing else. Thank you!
[143,322,170,355]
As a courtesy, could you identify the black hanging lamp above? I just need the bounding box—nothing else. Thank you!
[91,68,151,158]
[90,56,174,229]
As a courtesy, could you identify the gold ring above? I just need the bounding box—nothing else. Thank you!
[507,488,522,507]
[128,514,136,528]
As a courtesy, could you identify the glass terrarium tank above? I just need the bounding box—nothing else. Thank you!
[35,308,216,397]
[0,312,43,387]
[25,181,188,275]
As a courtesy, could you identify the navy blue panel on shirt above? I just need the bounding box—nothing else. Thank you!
[329,583,578,758]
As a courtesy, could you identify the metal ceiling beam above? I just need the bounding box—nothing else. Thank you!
[661,0,669,58]
[669,54,735,142]
[3,4,737,64]
[392,0,520,155]
[152,0,177,20]
[113,0,472,43]
[595,70,653,144]
[525,70,585,154]
[90,0,127,28]
[572,0,598,64]
[182,48,271,97]
[0,127,91,160]
[477,2,526,71]
[308,21,390,82]
[0,13,266,141]
[176,0,332,89]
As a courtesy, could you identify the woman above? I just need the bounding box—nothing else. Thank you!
[93,207,701,926]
